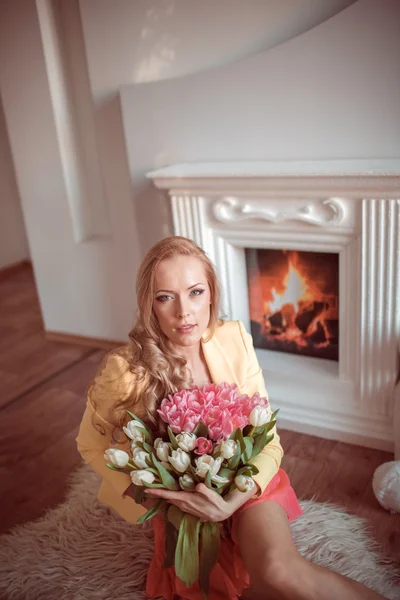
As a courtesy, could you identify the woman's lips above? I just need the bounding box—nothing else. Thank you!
[176,324,196,334]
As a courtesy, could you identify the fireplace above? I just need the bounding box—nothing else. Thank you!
[246,248,339,361]
[147,160,400,452]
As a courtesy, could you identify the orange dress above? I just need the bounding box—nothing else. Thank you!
[146,468,303,600]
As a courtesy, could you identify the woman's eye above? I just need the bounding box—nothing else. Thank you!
[156,295,171,302]
[191,289,204,297]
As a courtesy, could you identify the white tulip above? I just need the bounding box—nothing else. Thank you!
[235,474,255,492]
[168,448,191,473]
[220,439,238,460]
[249,405,271,427]
[130,469,156,486]
[212,474,230,484]
[132,447,150,469]
[154,438,172,462]
[179,473,196,491]
[123,420,146,442]
[104,448,130,467]
[195,455,223,479]
[176,432,197,452]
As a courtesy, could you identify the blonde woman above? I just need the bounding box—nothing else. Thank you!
[77,236,386,600]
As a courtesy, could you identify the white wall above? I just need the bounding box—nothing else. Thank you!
[0,0,398,340]
[0,94,29,269]
[79,0,355,93]
[0,0,139,340]
[119,0,400,253]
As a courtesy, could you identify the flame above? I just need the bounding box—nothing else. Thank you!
[268,259,306,313]
[248,249,339,358]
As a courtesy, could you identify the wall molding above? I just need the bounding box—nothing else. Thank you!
[45,330,125,351]
[36,0,110,242]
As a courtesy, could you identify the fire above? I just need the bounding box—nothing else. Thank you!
[261,253,334,349]
[268,260,306,314]
[246,247,339,360]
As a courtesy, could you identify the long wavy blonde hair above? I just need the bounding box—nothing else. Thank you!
[116,236,222,433]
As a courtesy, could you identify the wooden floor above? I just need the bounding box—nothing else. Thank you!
[0,264,399,568]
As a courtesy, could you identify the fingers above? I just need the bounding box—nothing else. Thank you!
[145,489,181,501]
[195,483,222,507]
[146,487,225,521]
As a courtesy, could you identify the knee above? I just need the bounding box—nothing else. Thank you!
[251,551,306,600]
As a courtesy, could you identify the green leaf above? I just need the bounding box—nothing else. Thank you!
[236,465,253,477]
[142,481,165,488]
[228,482,238,493]
[199,522,221,598]
[164,518,178,568]
[204,469,213,489]
[251,431,275,459]
[188,463,199,480]
[167,504,184,530]
[136,499,165,525]
[167,426,179,450]
[218,467,234,480]
[264,419,277,434]
[235,428,246,454]
[144,467,160,476]
[242,437,254,463]
[152,453,180,490]
[215,482,230,495]
[175,514,201,588]
[228,442,242,470]
[143,441,153,453]
[193,421,208,438]
[126,410,148,429]
[105,463,132,474]
[270,408,279,421]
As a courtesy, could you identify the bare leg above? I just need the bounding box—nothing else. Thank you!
[236,500,387,600]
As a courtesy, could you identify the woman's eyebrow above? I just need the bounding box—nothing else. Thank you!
[155,282,205,294]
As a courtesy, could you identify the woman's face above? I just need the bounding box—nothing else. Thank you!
[153,255,211,348]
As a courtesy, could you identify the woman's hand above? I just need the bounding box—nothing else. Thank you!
[144,482,258,522]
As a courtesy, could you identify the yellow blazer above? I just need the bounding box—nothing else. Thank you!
[76,320,283,524]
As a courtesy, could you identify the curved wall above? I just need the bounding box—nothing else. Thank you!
[120,0,400,253]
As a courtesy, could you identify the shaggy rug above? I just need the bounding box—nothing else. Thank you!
[0,465,399,600]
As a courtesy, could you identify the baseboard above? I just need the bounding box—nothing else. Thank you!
[0,259,32,281]
[278,409,394,453]
[45,330,126,351]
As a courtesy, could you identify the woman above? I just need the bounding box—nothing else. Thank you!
[77,236,386,600]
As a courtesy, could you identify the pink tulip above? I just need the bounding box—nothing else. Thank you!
[195,437,213,455]
[157,382,270,441]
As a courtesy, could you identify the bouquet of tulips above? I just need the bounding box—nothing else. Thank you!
[104,382,278,597]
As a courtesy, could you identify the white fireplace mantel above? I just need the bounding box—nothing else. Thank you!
[147,160,400,452]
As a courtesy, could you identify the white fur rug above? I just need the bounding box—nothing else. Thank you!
[0,465,399,600]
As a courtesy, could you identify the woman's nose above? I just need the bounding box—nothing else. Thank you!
[176,299,190,319]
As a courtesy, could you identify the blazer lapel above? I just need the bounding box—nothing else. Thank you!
[201,333,240,387]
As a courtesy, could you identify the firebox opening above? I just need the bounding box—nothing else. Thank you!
[246,248,339,361]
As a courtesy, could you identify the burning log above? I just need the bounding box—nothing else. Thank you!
[263,310,286,335]
[295,301,328,334]
[308,321,328,345]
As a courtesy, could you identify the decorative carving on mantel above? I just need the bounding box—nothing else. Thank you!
[212,196,345,226]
